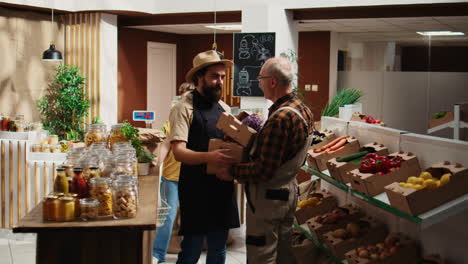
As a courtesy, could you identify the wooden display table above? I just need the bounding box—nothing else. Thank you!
[13,175,159,264]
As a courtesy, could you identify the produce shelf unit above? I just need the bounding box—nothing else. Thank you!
[428,103,468,140]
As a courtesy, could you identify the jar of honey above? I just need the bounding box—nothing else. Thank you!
[42,195,59,221]
[57,196,75,221]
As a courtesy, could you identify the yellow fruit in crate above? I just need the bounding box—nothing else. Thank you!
[413,184,424,190]
[399,182,406,188]
[401,183,414,189]
[423,179,439,190]
[419,172,433,180]
[440,173,452,186]
[407,176,419,184]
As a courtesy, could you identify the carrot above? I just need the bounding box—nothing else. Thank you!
[327,146,345,154]
[328,138,347,151]
[316,136,348,152]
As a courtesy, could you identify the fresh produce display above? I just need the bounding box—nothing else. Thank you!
[355,234,401,260]
[360,114,382,124]
[399,171,452,190]
[331,221,368,239]
[322,88,364,117]
[431,111,447,119]
[297,196,322,209]
[359,153,402,175]
[313,136,349,154]
[240,113,265,132]
[314,207,350,225]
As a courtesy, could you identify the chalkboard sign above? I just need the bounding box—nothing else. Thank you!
[233,32,275,97]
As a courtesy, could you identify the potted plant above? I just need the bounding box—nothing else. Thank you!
[121,121,155,176]
[37,64,90,141]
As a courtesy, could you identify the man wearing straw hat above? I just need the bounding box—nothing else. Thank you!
[168,50,240,264]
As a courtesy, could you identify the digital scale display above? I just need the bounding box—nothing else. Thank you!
[132,111,155,121]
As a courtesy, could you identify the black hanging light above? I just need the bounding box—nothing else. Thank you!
[42,7,63,61]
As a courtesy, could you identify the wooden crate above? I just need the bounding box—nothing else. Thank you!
[306,204,363,243]
[348,152,421,197]
[295,191,338,225]
[307,137,360,171]
[345,234,420,264]
[327,142,389,183]
[322,216,388,260]
[385,162,468,216]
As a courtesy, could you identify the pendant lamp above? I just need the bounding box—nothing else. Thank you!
[42,8,63,61]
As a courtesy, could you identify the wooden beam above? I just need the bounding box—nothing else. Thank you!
[292,3,468,20]
[118,11,241,27]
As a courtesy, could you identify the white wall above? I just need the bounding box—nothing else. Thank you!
[0,0,466,13]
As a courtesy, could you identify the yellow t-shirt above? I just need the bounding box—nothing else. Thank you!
[162,122,181,182]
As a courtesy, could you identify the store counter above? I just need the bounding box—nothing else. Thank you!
[12,175,159,264]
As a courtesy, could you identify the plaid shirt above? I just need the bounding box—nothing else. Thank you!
[233,93,314,183]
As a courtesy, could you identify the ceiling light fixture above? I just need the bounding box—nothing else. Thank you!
[205,24,242,31]
[417,31,465,36]
[42,7,63,61]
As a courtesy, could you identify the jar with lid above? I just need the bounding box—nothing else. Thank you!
[41,144,51,153]
[52,144,62,153]
[65,193,81,218]
[53,168,69,194]
[42,195,59,221]
[64,152,82,168]
[8,119,18,131]
[112,179,137,219]
[49,192,65,198]
[61,164,74,178]
[32,144,41,152]
[115,173,138,204]
[89,178,113,216]
[112,157,134,175]
[101,156,115,178]
[49,135,59,145]
[30,122,43,131]
[85,124,107,147]
[88,167,101,179]
[1,116,10,131]
[115,150,138,176]
[71,168,89,198]
[79,198,99,220]
[108,124,128,150]
[112,142,132,151]
[57,197,75,221]
[16,123,28,132]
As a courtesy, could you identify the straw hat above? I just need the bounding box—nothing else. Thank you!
[185,50,233,83]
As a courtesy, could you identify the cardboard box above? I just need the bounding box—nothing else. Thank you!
[384,162,468,216]
[327,142,389,183]
[306,204,364,243]
[310,129,337,151]
[306,136,361,171]
[428,111,454,129]
[295,190,338,225]
[216,112,257,147]
[348,152,421,197]
[206,138,245,174]
[298,178,320,201]
[345,234,420,264]
[322,216,388,260]
[296,168,312,184]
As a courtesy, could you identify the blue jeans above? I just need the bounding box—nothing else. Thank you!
[176,230,228,264]
[153,177,179,261]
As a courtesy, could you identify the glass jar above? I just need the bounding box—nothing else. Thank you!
[53,168,69,194]
[65,193,81,218]
[88,167,101,179]
[16,123,27,132]
[112,157,134,175]
[1,116,10,131]
[101,156,115,178]
[42,195,59,221]
[89,178,113,216]
[41,144,51,153]
[115,174,139,204]
[59,140,69,152]
[8,119,18,131]
[49,135,59,145]
[112,179,137,219]
[57,197,75,221]
[49,192,65,198]
[71,168,89,198]
[79,198,99,221]
[32,144,41,152]
[108,124,128,150]
[30,122,43,131]
[85,124,108,147]
[52,144,62,153]
[61,164,74,178]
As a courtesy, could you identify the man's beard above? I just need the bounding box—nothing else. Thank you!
[201,79,222,102]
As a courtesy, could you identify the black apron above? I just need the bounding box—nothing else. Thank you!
[178,90,240,235]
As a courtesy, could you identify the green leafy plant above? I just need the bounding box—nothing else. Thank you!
[121,121,155,163]
[37,64,90,140]
[280,49,304,99]
[322,89,364,117]
[92,116,104,124]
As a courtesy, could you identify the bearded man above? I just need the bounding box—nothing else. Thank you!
[168,50,240,264]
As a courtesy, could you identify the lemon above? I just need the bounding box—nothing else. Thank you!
[419,172,433,180]
[423,179,438,190]
[413,184,424,190]
[399,182,406,187]
[402,183,415,189]
[407,176,419,184]
[440,173,452,186]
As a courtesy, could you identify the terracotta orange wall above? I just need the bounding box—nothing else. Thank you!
[118,28,179,126]
[298,31,331,121]
[118,29,233,127]
[177,34,233,87]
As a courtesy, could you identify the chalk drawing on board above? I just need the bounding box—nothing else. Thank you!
[238,35,272,64]
[236,65,262,96]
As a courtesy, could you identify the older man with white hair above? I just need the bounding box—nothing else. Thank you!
[217,57,314,264]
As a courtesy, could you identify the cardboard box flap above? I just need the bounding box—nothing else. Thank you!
[216,112,257,147]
